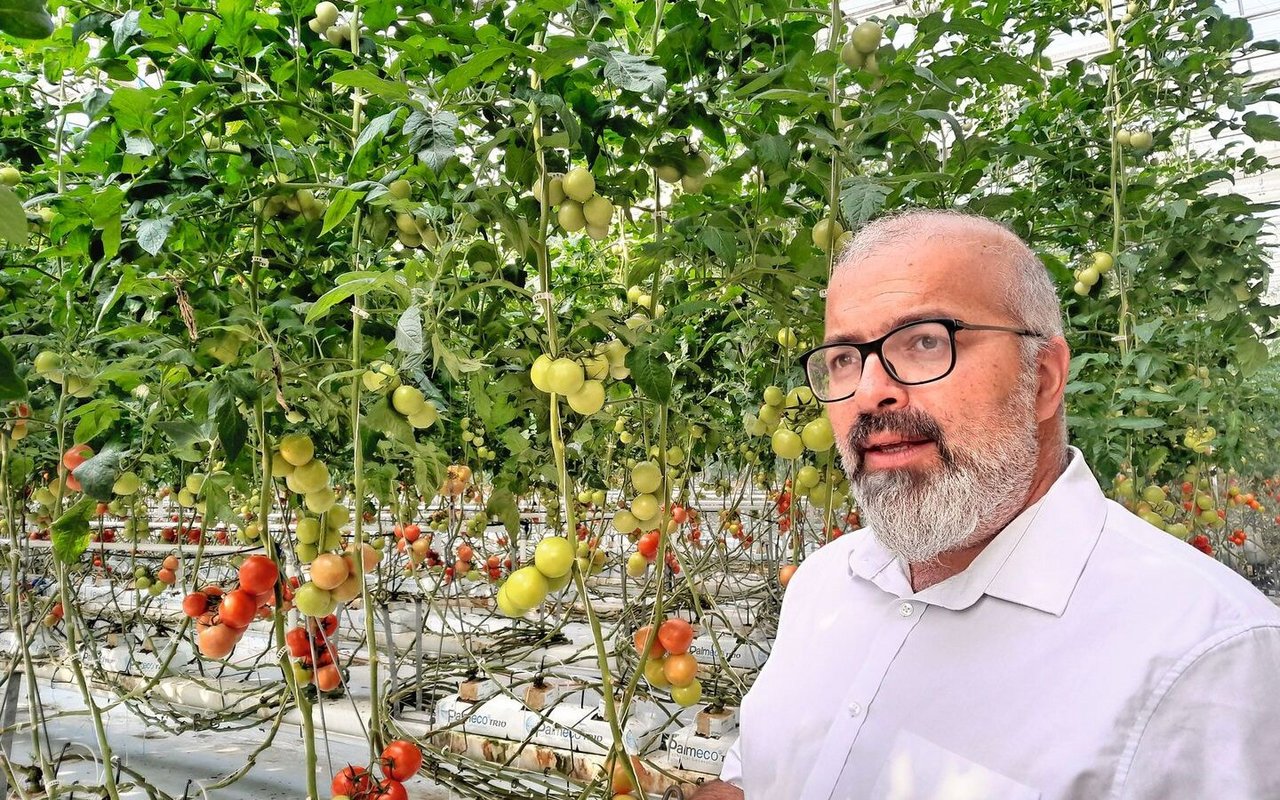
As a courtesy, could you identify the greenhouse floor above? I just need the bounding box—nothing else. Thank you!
[0,680,455,798]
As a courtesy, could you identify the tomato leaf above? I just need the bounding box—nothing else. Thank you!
[321,188,363,234]
[72,443,128,501]
[1236,337,1269,378]
[208,381,247,462]
[700,226,737,267]
[365,395,414,445]
[354,109,400,157]
[404,109,459,171]
[0,340,27,401]
[136,217,173,256]
[0,186,26,243]
[626,345,672,404]
[485,488,521,537]
[305,271,386,323]
[329,69,409,101]
[0,0,54,39]
[839,176,890,228]
[587,43,666,98]
[51,498,95,564]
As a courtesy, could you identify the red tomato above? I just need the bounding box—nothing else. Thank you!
[285,627,311,657]
[637,531,660,560]
[184,588,208,614]
[315,663,341,691]
[217,589,257,629]
[238,554,279,595]
[62,444,93,471]
[370,778,408,800]
[320,613,338,637]
[331,765,371,797]
[657,618,694,655]
[402,524,420,543]
[633,625,665,659]
[380,739,423,781]
[197,624,240,659]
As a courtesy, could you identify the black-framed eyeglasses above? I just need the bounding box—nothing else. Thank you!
[798,318,1047,403]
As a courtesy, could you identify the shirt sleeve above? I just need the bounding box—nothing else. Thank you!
[1117,624,1280,799]
[718,731,744,787]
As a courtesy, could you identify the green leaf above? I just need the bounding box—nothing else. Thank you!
[485,488,521,537]
[1109,417,1166,430]
[1133,319,1162,344]
[67,398,120,442]
[0,340,27,401]
[405,110,459,171]
[365,395,414,445]
[305,272,386,323]
[1243,111,1280,142]
[586,42,666,97]
[354,109,400,157]
[0,186,26,243]
[839,176,890,228]
[209,382,247,462]
[136,217,173,256]
[394,305,424,356]
[701,226,737,267]
[72,443,128,501]
[51,499,95,564]
[321,188,363,234]
[329,69,410,101]
[0,0,54,39]
[626,345,672,403]
[1236,338,1269,378]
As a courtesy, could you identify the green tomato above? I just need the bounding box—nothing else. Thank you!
[772,429,804,460]
[567,380,605,415]
[851,21,882,54]
[391,385,426,416]
[561,167,595,203]
[496,585,527,618]
[626,552,649,577]
[504,567,550,610]
[631,493,659,522]
[671,678,703,707]
[631,461,662,494]
[294,581,337,617]
[533,537,575,579]
[801,416,836,452]
[545,359,585,395]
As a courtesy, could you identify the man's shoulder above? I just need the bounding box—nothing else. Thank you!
[1087,499,1280,627]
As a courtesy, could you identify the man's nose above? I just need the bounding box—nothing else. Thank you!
[851,353,909,415]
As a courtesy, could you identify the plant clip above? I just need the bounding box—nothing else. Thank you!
[352,306,370,319]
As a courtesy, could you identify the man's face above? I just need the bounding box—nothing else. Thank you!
[825,233,1043,565]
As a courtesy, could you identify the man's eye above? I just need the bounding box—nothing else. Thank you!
[828,352,857,372]
[911,335,942,351]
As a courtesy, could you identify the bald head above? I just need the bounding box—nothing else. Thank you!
[834,210,1064,351]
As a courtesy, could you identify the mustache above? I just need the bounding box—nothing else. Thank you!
[846,408,950,463]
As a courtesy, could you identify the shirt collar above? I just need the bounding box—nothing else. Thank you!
[846,446,1108,616]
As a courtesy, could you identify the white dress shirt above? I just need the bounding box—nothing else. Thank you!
[720,448,1280,799]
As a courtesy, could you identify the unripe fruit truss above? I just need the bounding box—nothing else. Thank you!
[840,39,865,69]
[852,21,882,54]
[582,195,614,227]
[278,434,315,466]
[561,167,595,203]
[1129,130,1153,152]
[386,178,411,200]
[391,384,426,416]
[532,175,566,206]
[812,218,844,251]
[567,380,606,415]
[288,459,331,495]
[545,358,586,396]
[1092,251,1114,272]
[558,200,587,232]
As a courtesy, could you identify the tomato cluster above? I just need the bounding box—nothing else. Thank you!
[287,614,342,691]
[188,554,282,660]
[330,739,423,800]
[634,618,703,707]
[496,535,576,617]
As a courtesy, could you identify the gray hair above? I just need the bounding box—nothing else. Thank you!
[835,209,1063,367]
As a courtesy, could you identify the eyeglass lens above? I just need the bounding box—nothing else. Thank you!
[809,321,954,400]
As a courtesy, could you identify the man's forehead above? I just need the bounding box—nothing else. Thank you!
[823,236,1005,341]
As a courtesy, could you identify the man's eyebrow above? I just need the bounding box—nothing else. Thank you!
[823,310,956,345]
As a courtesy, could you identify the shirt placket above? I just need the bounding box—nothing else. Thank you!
[799,596,928,800]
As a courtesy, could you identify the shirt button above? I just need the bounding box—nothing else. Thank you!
[848,702,863,717]
[899,601,914,617]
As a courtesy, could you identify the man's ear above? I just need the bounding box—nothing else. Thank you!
[1036,336,1070,424]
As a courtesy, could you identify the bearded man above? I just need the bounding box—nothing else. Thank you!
[692,211,1280,800]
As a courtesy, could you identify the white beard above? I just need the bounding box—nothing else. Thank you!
[841,379,1040,566]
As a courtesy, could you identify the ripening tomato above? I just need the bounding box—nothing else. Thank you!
[779,564,798,587]
[457,543,474,562]
[633,625,665,659]
[217,589,258,629]
[62,444,93,471]
[657,618,694,655]
[331,765,371,797]
[662,653,698,688]
[181,593,208,616]
[198,624,241,659]
[320,613,339,637]
[636,531,660,561]
[315,663,341,692]
[380,739,423,781]
[402,524,421,543]
[238,554,279,595]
